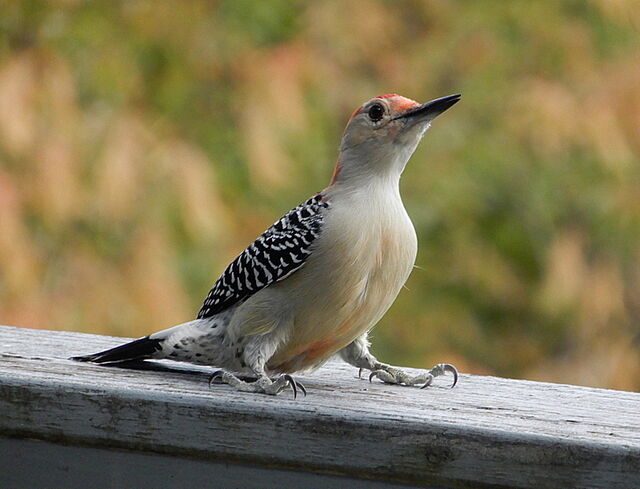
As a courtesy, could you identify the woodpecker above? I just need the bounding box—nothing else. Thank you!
[73,93,461,397]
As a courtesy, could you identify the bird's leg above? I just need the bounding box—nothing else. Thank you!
[208,337,306,398]
[339,334,458,388]
[208,369,305,398]
[367,363,458,389]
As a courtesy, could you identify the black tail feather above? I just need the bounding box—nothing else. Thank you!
[71,336,163,364]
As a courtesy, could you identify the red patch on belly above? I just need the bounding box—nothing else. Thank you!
[269,339,336,373]
[302,339,335,361]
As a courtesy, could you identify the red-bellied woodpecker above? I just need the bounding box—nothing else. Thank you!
[72,93,461,397]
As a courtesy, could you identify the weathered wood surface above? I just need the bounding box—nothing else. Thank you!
[0,324,638,489]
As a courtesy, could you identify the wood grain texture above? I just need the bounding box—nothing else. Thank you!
[0,325,638,489]
[4,438,426,489]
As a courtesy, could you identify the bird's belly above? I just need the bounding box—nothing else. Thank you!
[271,284,395,372]
[267,223,417,373]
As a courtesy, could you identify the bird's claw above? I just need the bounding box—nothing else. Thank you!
[283,374,307,399]
[366,362,459,389]
[419,374,434,389]
[427,363,458,388]
[208,369,226,386]
[209,369,306,398]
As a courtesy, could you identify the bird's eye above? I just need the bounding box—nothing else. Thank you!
[368,103,385,122]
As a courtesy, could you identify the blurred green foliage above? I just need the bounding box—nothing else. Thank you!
[0,0,639,389]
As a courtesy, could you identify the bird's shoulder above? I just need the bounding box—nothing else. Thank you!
[197,193,331,319]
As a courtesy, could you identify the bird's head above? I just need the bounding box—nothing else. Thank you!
[332,93,460,186]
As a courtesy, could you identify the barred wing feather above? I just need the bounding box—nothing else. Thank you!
[197,194,329,319]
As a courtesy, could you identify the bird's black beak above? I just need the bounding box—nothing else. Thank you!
[394,94,461,121]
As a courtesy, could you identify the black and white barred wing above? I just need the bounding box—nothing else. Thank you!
[197,194,330,319]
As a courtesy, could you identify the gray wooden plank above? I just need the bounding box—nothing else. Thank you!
[2,438,430,489]
[0,324,639,489]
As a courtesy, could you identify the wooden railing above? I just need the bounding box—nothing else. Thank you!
[0,325,638,489]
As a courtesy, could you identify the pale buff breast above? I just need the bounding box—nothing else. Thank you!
[266,186,418,373]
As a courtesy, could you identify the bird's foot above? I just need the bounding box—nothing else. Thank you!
[209,370,306,398]
[362,363,458,389]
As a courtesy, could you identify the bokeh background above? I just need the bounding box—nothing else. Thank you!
[1,1,639,390]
